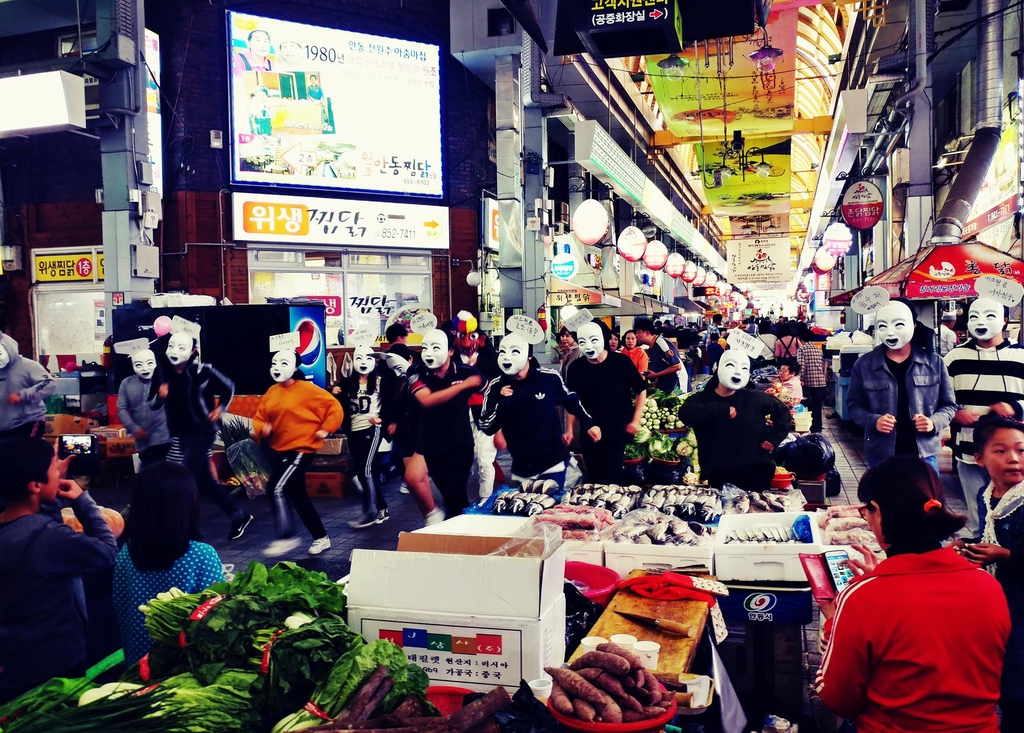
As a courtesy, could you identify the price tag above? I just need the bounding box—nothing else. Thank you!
[349,328,376,346]
[562,308,594,332]
[726,328,763,359]
[506,314,546,344]
[850,286,890,315]
[170,315,202,339]
[410,312,438,334]
[975,274,1024,307]
[269,331,300,352]
[114,337,150,356]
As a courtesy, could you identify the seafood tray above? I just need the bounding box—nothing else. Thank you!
[726,488,806,514]
[713,512,823,582]
[563,483,644,519]
[490,477,563,517]
[640,484,722,523]
[603,507,715,579]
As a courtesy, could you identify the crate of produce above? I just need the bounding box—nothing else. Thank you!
[713,511,823,582]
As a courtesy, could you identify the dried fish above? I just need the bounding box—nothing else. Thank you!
[733,493,751,514]
[647,521,670,543]
[750,493,771,512]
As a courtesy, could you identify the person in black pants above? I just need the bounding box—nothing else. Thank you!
[407,328,483,517]
[156,332,252,540]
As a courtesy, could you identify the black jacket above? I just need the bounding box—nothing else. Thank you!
[152,354,235,436]
[479,359,595,477]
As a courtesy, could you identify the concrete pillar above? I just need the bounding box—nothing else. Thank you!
[902,0,935,255]
[523,105,548,358]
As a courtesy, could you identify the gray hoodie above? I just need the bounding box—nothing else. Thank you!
[0,333,57,432]
[117,375,170,450]
[0,493,117,695]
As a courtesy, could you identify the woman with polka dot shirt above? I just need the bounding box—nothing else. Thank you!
[113,462,224,663]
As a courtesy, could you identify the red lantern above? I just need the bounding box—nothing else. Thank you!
[812,247,837,273]
[692,266,707,287]
[616,226,648,262]
[665,252,686,278]
[681,262,698,282]
[643,241,668,270]
[822,222,854,258]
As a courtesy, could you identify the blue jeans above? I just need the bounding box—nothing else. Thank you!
[957,461,989,538]
[922,454,939,473]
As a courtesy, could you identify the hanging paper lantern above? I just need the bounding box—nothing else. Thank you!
[665,252,687,278]
[812,247,837,273]
[571,199,609,246]
[705,271,718,287]
[681,262,698,282]
[731,292,748,310]
[692,266,707,287]
[822,222,854,258]
[616,226,648,262]
[643,240,669,270]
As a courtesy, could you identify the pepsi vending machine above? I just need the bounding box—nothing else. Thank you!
[112,304,328,394]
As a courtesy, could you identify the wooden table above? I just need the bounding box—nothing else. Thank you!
[568,571,710,675]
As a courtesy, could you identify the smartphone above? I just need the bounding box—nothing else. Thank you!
[800,549,854,604]
[58,434,98,459]
[824,549,855,593]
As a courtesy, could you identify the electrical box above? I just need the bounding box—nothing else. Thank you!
[1,245,23,272]
[132,244,160,278]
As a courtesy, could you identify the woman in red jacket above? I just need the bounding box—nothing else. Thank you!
[816,456,1010,733]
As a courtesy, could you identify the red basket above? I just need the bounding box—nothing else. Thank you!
[565,561,620,607]
[548,694,678,731]
[426,686,474,716]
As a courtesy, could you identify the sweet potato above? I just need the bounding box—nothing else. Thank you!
[569,651,631,676]
[661,689,675,705]
[641,667,661,698]
[596,700,623,723]
[549,681,574,715]
[644,705,667,717]
[577,670,642,713]
[572,697,597,721]
[544,667,614,707]
[596,642,644,671]
[623,709,645,722]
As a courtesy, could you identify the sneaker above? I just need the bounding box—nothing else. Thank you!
[399,482,410,494]
[227,514,254,541]
[348,510,386,529]
[376,508,390,525]
[424,507,445,526]
[263,537,301,557]
[308,537,332,555]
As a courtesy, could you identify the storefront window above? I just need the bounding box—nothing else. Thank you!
[33,288,107,363]
[345,272,431,340]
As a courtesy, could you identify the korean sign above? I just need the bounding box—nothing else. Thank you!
[726,239,791,284]
[33,251,105,283]
[228,12,442,198]
[233,192,449,250]
[841,181,884,230]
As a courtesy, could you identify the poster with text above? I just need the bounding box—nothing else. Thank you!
[228,12,443,198]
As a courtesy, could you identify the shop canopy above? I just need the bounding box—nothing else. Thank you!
[830,242,1024,305]
[675,297,708,315]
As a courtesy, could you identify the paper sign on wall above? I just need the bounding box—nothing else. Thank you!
[410,312,438,334]
[269,331,301,352]
[506,315,546,344]
[170,316,202,339]
[726,328,764,359]
[349,328,376,346]
[975,274,1024,307]
[850,286,890,315]
[114,338,151,356]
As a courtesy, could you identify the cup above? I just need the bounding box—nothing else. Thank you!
[581,636,607,653]
[528,678,552,703]
[634,640,661,670]
[610,633,638,651]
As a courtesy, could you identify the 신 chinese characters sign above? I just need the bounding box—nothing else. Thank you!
[726,238,791,284]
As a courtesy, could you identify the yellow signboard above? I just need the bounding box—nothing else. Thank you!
[34,252,105,283]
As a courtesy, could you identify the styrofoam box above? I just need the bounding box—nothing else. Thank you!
[603,541,714,579]
[713,512,824,582]
[564,539,604,566]
[415,515,532,537]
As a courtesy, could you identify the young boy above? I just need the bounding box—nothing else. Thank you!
[0,437,118,703]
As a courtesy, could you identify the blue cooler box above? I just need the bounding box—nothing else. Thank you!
[719,582,814,624]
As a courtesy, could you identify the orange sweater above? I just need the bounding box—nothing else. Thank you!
[252,380,344,453]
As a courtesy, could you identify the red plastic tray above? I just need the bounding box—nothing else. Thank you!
[547,695,677,732]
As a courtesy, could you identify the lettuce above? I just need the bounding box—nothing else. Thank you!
[634,427,652,444]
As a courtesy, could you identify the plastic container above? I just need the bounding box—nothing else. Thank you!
[565,561,620,607]
[633,640,660,670]
[769,472,795,490]
[581,636,607,653]
[609,633,637,651]
[623,457,643,466]
[548,695,677,732]
[426,686,475,716]
[529,678,552,702]
[650,457,681,467]
[714,511,824,582]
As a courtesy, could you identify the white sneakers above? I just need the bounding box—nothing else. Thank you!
[308,537,332,555]
[424,508,445,526]
[262,537,302,557]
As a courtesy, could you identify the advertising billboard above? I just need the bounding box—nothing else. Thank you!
[227,12,442,198]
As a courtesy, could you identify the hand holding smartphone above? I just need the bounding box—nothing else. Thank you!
[800,549,855,604]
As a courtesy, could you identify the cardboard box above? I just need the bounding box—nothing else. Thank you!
[104,437,138,457]
[603,540,712,579]
[90,427,126,440]
[306,471,344,498]
[45,414,98,436]
[348,532,566,619]
[713,512,824,582]
[347,594,566,693]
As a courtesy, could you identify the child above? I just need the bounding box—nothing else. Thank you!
[117,348,171,464]
[963,415,1024,729]
[253,349,343,556]
[112,461,224,664]
[0,437,117,703]
[338,345,395,529]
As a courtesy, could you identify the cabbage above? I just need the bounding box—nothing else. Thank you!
[634,427,652,444]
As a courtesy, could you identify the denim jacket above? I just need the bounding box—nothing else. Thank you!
[846,345,957,466]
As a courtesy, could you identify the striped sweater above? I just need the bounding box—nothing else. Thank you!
[944,341,1024,463]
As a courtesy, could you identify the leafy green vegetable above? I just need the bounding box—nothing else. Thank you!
[211,562,346,617]
[634,427,652,444]
[158,670,263,733]
[0,677,95,731]
[623,442,646,460]
[649,435,681,461]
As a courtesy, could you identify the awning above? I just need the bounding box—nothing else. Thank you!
[675,297,706,315]
[548,280,649,316]
[830,242,1024,305]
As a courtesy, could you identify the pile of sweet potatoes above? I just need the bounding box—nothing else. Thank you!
[545,642,674,724]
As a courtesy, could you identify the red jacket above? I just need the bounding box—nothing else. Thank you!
[816,547,1009,733]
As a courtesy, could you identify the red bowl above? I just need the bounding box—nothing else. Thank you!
[548,695,678,732]
[565,561,620,607]
[770,473,794,489]
[651,457,681,466]
[426,685,475,716]
[622,457,644,466]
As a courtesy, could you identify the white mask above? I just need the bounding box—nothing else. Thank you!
[717,351,751,390]
[420,329,450,370]
[577,322,606,361]
[968,297,1004,341]
[166,333,194,365]
[874,302,915,351]
[353,345,376,375]
[0,347,9,370]
[131,349,157,381]
[498,334,530,376]
[270,350,297,383]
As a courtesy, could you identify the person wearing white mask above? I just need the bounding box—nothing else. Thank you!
[678,349,793,490]
[479,332,599,488]
[944,298,1024,537]
[336,345,396,530]
[406,328,483,517]
[847,300,957,470]
[116,349,170,465]
[0,332,56,440]
[155,332,252,540]
[566,321,647,483]
[252,349,343,556]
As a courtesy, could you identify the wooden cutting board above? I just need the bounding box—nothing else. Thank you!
[568,572,709,675]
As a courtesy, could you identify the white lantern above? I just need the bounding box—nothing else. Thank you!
[822,222,854,258]
[643,240,669,270]
[571,199,609,246]
[616,226,648,262]
[665,252,686,278]
[812,247,837,273]
[692,266,707,287]
[705,271,718,287]
[681,262,698,283]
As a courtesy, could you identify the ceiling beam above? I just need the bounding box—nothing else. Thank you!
[651,116,834,148]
